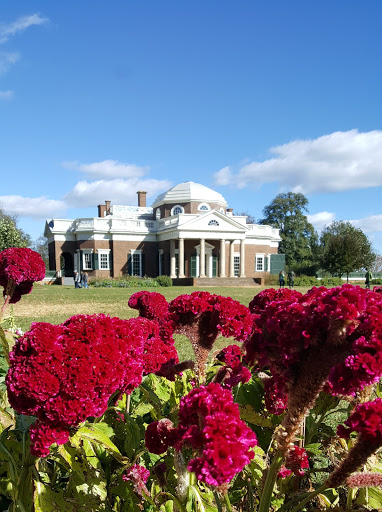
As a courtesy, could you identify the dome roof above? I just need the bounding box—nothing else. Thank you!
[152,181,227,207]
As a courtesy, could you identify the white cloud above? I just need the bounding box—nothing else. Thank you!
[307,211,336,232]
[0,90,14,100]
[0,51,19,75]
[214,130,382,195]
[64,178,172,208]
[62,159,149,179]
[0,14,48,44]
[350,215,382,234]
[0,196,66,218]
[214,166,233,186]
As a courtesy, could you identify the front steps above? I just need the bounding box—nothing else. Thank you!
[193,277,262,287]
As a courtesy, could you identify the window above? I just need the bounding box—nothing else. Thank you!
[82,251,93,270]
[131,251,142,276]
[208,219,219,226]
[256,255,264,271]
[156,209,161,220]
[198,203,210,211]
[171,205,184,215]
[234,255,240,277]
[98,251,110,270]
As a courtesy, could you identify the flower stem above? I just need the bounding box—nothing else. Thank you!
[287,484,328,512]
[223,493,232,512]
[258,450,284,512]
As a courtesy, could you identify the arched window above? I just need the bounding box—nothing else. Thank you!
[156,209,161,220]
[208,219,219,226]
[171,205,184,215]
[198,203,210,211]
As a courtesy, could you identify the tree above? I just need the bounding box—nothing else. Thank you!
[234,211,256,224]
[319,221,375,281]
[260,192,318,273]
[0,207,31,251]
[31,235,49,268]
[371,253,382,273]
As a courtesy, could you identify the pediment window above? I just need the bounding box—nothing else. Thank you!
[208,219,219,226]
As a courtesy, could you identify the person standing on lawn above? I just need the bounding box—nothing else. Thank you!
[365,269,373,289]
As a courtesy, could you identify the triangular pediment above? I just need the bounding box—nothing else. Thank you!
[179,210,248,233]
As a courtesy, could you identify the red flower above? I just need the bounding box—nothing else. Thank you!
[0,248,45,303]
[337,398,382,444]
[7,314,147,456]
[169,292,252,379]
[122,464,150,496]
[146,383,257,487]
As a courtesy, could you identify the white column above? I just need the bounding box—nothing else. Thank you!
[229,241,235,277]
[220,239,226,277]
[170,239,176,278]
[240,239,246,277]
[200,238,206,277]
[178,238,185,278]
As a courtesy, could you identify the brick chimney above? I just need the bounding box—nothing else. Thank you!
[226,208,233,217]
[98,204,106,217]
[137,191,147,207]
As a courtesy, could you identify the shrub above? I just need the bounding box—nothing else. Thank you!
[155,275,173,287]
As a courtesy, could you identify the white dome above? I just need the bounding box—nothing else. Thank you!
[152,181,227,207]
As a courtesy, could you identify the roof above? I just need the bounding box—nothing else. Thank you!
[152,181,228,208]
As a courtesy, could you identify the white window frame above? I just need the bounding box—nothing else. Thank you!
[98,249,111,270]
[131,250,142,277]
[82,250,93,270]
[255,254,264,272]
[208,219,219,227]
[198,203,210,211]
[234,253,240,277]
[156,208,161,220]
[171,205,184,216]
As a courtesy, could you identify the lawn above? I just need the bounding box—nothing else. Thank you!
[6,283,311,360]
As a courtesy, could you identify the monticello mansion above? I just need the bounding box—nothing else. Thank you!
[45,182,283,282]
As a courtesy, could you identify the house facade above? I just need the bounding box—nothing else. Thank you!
[45,182,283,280]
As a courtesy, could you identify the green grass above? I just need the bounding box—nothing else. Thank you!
[5,283,312,361]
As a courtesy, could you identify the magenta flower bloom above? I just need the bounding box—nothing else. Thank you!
[215,345,251,388]
[169,292,252,380]
[145,383,257,487]
[329,398,382,487]
[0,247,45,303]
[6,314,148,457]
[337,397,382,444]
[122,464,150,496]
[245,285,382,451]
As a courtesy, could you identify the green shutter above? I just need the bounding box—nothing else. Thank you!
[212,256,217,277]
[127,253,132,275]
[79,251,83,271]
[109,251,113,276]
[141,253,145,277]
[93,253,99,270]
[264,256,268,272]
[270,254,285,275]
[191,255,197,278]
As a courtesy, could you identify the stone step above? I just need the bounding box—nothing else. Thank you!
[194,277,261,287]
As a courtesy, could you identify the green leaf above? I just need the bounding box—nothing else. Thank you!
[238,405,272,428]
[236,378,263,412]
[34,481,77,512]
[305,443,322,456]
[74,425,123,461]
[132,401,154,417]
[356,486,382,509]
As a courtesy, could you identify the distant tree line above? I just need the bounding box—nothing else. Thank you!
[259,192,376,280]
[0,206,48,267]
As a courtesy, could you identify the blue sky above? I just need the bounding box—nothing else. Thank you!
[1,1,382,251]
